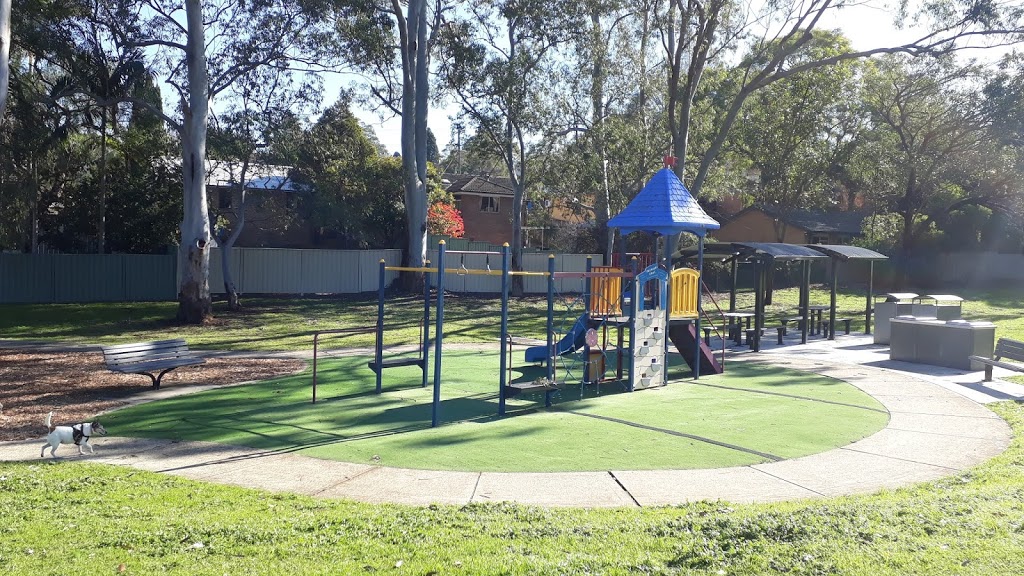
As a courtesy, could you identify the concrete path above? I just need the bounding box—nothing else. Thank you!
[0,336,1016,508]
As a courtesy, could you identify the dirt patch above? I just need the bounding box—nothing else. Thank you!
[0,350,306,441]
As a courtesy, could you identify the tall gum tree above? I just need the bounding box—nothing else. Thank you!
[659,0,1024,201]
[331,0,447,281]
[0,0,10,123]
[437,0,584,291]
[96,0,338,322]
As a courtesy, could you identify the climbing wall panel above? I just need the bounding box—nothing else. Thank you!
[633,308,666,389]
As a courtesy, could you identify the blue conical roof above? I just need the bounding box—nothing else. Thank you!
[608,168,720,236]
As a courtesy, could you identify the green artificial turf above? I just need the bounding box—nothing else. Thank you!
[2,402,1024,575]
[101,351,887,472]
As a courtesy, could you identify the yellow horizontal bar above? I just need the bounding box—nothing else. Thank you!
[386,266,550,277]
[385,266,436,272]
[443,268,502,276]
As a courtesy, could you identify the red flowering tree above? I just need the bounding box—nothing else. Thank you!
[427,202,465,239]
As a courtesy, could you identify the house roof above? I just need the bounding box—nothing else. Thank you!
[207,161,300,192]
[738,205,869,235]
[608,168,720,236]
[443,174,514,197]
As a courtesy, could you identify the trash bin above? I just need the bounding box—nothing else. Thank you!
[919,294,964,321]
[874,293,919,344]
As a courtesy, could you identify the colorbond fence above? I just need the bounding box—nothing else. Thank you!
[207,248,402,295]
[425,250,605,294]
[6,249,1017,304]
[0,253,176,303]
[0,248,600,302]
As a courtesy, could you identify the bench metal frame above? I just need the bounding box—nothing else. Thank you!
[970,338,1024,382]
[101,339,205,389]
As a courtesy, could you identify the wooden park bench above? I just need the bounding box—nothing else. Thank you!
[101,339,205,389]
[970,338,1024,382]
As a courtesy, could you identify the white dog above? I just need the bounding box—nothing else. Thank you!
[40,411,107,458]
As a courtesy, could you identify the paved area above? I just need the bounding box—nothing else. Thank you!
[1,335,1019,508]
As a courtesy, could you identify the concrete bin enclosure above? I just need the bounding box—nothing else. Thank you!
[889,317,995,370]
[874,293,936,344]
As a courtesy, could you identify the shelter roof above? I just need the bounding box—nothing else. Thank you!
[608,168,720,236]
[805,244,888,261]
[678,242,829,262]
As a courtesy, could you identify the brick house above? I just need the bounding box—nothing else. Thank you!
[443,174,522,245]
[715,205,869,245]
[207,161,314,248]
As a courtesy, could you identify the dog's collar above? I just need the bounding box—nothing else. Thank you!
[72,424,90,445]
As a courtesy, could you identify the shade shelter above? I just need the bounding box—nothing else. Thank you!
[608,162,720,378]
[676,242,829,350]
[804,244,889,339]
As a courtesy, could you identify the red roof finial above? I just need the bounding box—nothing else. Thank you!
[663,155,677,168]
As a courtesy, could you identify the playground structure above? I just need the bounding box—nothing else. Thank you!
[311,160,735,426]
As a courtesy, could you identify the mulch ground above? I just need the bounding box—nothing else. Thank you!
[0,349,306,441]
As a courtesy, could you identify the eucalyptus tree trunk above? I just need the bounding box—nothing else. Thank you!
[0,0,10,124]
[97,108,107,253]
[590,8,612,262]
[177,0,213,323]
[397,0,430,285]
[221,187,245,310]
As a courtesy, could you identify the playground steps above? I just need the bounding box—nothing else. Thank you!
[667,324,724,375]
[367,357,425,374]
[503,380,564,398]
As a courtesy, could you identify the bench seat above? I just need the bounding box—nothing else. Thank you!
[102,339,205,389]
[824,318,853,338]
[969,338,1024,382]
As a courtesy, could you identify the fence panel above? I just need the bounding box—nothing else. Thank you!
[238,248,304,293]
[56,255,126,302]
[0,254,55,303]
[360,250,402,292]
[123,255,177,301]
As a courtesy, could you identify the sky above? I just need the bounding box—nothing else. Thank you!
[350,1,1012,157]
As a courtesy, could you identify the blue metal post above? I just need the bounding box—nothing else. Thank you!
[432,241,446,428]
[546,255,555,383]
[422,262,431,387]
[583,256,592,393]
[375,259,385,394]
[628,256,637,392]
[499,243,510,415]
[694,234,704,379]
[545,254,556,406]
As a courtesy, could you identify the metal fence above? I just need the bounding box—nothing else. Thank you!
[207,248,402,295]
[9,248,1016,304]
[0,248,602,302]
[426,250,604,294]
[0,253,176,303]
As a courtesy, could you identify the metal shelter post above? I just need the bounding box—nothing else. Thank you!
[866,261,874,334]
[829,258,838,340]
[801,260,810,345]
[753,257,762,352]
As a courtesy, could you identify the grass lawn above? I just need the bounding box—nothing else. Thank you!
[100,351,887,472]
[0,294,552,351]
[1,401,1023,574]
[0,287,1021,351]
